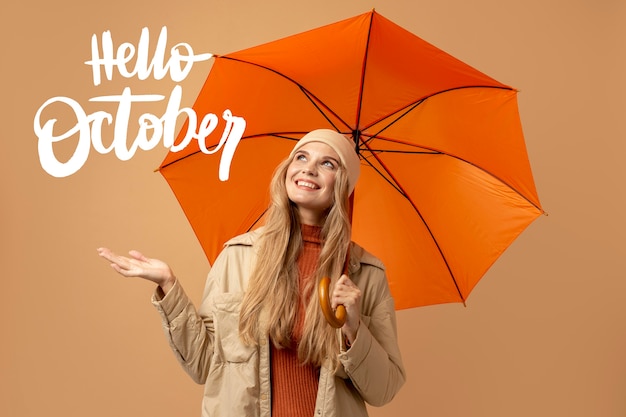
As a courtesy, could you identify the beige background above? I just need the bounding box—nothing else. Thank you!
[3,0,625,416]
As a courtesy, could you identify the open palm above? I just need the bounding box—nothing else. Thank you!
[97,247,175,291]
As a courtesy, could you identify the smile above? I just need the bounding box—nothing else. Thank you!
[296,180,319,190]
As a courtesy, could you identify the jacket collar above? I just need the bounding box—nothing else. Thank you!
[224,227,385,274]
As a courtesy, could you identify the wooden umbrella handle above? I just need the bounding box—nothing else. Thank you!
[319,277,346,328]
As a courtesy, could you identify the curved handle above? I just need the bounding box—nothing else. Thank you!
[318,277,346,328]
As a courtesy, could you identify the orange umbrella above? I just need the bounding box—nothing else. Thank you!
[159,10,543,311]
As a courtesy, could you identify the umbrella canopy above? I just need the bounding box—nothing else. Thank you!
[159,10,543,310]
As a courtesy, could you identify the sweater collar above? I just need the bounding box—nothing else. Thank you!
[301,224,322,244]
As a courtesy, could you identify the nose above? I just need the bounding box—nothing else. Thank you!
[301,160,317,175]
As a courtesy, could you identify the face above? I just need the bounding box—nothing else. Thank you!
[285,141,340,225]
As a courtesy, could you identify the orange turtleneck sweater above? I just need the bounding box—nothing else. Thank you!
[270,224,322,417]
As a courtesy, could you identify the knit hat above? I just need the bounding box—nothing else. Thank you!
[289,129,361,193]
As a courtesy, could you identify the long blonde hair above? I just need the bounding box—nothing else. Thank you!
[239,153,352,367]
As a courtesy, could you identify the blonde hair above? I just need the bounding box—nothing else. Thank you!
[239,153,352,367]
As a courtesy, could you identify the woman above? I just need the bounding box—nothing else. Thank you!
[98,129,405,417]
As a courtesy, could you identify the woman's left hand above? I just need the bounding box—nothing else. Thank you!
[331,274,361,345]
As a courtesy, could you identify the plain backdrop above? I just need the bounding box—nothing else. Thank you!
[2,1,625,416]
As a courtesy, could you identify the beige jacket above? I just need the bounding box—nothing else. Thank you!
[152,228,405,417]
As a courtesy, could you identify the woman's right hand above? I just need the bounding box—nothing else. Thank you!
[97,247,176,294]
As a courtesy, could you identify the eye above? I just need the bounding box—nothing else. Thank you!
[296,153,307,161]
[322,160,336,169]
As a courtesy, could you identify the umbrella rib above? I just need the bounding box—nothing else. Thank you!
[159,132,320,170]
[298,87,348,132]
[358,139,467,304]
[247,208,267,232]
[157,133,281,170]
[362,84,514,134]
[353,10,375,133]
[370,144,542,213]
[357,87,543,213]
[219,55,352,131]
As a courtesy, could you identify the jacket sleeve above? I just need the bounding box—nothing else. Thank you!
[152,270,218,385]
[337,269,406,407]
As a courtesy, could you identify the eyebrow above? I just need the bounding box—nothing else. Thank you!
[325,156,340,166]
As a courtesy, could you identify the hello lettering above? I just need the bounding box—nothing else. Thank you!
[34,26,246,179]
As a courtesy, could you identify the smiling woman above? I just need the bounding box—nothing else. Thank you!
[98,129,405,417]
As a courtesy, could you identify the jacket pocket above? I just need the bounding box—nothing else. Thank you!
[213,292,256,363]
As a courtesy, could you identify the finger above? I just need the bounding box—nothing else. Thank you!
[128,250,148,262]
[111,260,142,276]
[110,263,129,275]
[337,275,358,290]
[334,282,359,296]
[103,253,134,271]
[332,287,360,307]
[97,248,123,264]
[332,288,357,303]
[97,247,113,259]
[337,274,350,285]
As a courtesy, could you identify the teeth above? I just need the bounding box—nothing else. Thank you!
[297,180,318,189]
